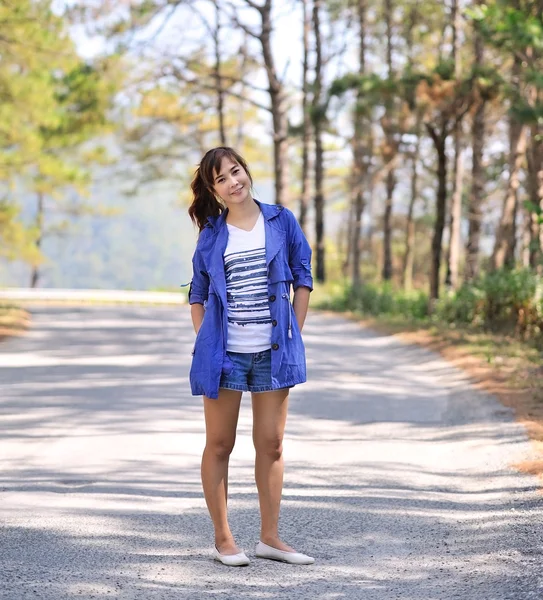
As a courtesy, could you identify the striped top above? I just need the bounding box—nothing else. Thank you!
[224,211,272,352]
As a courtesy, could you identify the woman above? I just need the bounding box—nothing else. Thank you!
[188,147,314,566]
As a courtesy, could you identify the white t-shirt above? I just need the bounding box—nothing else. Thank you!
[224,211,272,353]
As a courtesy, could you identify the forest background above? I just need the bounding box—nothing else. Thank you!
[0,0,542,347]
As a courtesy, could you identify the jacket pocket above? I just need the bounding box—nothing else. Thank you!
[268,254,293,284]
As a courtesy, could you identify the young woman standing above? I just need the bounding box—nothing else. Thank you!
[188,147,314,566]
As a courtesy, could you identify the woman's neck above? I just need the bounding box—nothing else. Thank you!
[226,198,260,228]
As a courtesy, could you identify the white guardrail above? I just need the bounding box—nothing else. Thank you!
[0,288,186,305]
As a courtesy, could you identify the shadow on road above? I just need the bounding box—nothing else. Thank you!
[1,306,541,599]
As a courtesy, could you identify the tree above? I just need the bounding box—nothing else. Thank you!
[475,0,543,269]
[418,63,475,300]
[491,56,526,271]
[381,0,398,282]
[232,0,291,205]
[27,60,119,287]
[445,0,465,290]
[465,0,488,281]
[400,1,424,291]
[0,0,79,265]
[350,0,370,292]
[298,0,312,232]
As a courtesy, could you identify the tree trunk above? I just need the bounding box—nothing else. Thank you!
[381,0,395,282]
[534,135,543,273]
[365,179,375,256]
[259,0,289,205]
[341,202,354,279]
[428,128,447,301]
[30,192,44,288]
[491,119,527,269]
[314,139,325,279]
[445,126,464,288]
[213,2,226,146]
[401,5,420,291]
[270,97,289,207]
[506,191,519,267]
[382,169,394,280]
[312,0,325,282]
[464,0,485,281]
[529,211,540,269]
[402,136,421,291]
[351,0,367,291]
[445,0,462,289]
[522,206,531,268]
[236,34,249,149]
[526,124,543,269]
[299,0,311,231]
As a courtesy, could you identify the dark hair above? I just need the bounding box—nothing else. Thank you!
[188,146,253,231]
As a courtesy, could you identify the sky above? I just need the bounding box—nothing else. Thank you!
[67,0,358,110]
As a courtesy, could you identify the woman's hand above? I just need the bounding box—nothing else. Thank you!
[292,287,311,332]
[191,303,205,334]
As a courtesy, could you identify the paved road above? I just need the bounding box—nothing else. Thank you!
[1,306,542,600]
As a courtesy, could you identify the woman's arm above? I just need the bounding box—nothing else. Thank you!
[292,286,311,332]
[191,303,205,334]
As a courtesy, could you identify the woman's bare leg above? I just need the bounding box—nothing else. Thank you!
[251,388,295,551]
[201,389,242,554]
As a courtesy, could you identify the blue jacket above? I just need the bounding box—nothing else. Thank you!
[188,200,313,399]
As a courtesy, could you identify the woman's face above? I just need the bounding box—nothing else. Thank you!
[212,157,252,206]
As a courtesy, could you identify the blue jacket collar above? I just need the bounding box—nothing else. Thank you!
[200,198,285,302]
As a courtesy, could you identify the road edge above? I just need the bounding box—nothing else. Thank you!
[315,308,543,491]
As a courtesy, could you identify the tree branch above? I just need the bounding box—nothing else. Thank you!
[227,2,261,38]
[239,0,265,12]
[166,65,270,112]
[220,74,268,94]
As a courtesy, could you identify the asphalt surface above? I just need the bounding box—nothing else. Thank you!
[1,305,542,600]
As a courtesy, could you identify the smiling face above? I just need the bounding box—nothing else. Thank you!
[212,157,252,207]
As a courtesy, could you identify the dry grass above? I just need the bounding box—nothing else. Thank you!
[0,305,31,340]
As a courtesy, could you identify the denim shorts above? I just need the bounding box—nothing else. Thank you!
[219,349,273,393]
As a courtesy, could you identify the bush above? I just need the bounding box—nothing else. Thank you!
[326,282,429,321]
[434,285,485,326]
[314,268,543,344]
[435,269,543,340]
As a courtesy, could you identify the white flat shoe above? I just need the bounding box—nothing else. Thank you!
[212,546,250,567]
[255,541,315,565]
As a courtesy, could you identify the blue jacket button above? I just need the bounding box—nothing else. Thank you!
[272,343,279,350]
[269,295,276,302]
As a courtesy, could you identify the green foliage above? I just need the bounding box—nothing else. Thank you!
[0,1,120,275]
[328,74,363,97]
[0,201,41,264]
[316,270,543,344]
[469,2,543,54]
[0,1,76,179]
[43,62,116,145]
[472,65,504,101]
[469,0,543,126]
[434,59,455,81]
[329,73,398,103]
[400,69,431,110]
[316,281,429,321]
[437,270,543,340]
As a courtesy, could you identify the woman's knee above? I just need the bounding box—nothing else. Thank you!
[254,436,283,461]
[205,437,236,461]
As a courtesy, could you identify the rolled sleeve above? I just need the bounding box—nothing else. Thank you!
[287,210,313,291]
[188,248,210,305]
